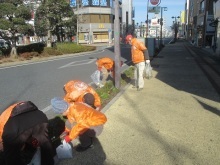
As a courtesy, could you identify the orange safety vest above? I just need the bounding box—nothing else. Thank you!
[64,80,101,108]
[0,103,18,141]
[130,38,147,64]
[65,102,107,140]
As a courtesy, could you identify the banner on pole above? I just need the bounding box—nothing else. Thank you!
[148,6,160,14]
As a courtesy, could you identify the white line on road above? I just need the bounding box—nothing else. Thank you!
[42,105,52,113]
[0,50,105,70]
[59,59,96,69]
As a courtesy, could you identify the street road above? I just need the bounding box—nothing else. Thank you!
[0,45,131,114]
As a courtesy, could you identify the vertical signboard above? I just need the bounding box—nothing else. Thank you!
[206,14,215,35]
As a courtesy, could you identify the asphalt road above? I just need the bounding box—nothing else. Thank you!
[0,45,131,114]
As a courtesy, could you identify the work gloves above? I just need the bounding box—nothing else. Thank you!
[64,136,72,143]
[145,60,150,64]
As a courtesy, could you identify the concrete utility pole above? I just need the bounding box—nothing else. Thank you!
[76,0,79,45]
[114,0,121,89]
[160,7,167,47]
[146,0,149,38]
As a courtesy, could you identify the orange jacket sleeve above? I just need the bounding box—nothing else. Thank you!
[0,103,18,141]
[131,38,146,64]
[67,103,107,140]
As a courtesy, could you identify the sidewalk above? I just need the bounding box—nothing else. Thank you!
[58,40,220,165]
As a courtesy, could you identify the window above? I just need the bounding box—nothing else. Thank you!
[70,0,76,7]
[110,0,113,7]
[92,0,99,6]
[199,0,204,13]
[100,0,107,6]
[82,0,89,6]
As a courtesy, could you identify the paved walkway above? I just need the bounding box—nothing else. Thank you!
[58,40,220,165]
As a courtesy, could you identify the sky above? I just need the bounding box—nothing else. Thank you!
[133,0,186,28]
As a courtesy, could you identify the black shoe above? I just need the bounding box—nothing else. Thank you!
[75,144,93,152]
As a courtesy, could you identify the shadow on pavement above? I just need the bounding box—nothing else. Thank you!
[151,40,220,104]
[194,96,220,116]
[58,137,106,165]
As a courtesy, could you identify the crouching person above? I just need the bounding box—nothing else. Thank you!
[51,97,107,152]
[0,101,55,165]
[63,80,101,111]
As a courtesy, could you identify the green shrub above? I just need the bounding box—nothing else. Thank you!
[56,43,96,54]
[42,47,63,56]
[17,42,45,54]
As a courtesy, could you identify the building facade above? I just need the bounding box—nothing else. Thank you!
[70,0,122,44]
[121,0,134,36]
[186,0,216,48]
[213,0,220,56]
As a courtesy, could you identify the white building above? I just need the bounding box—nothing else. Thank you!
[121,0,134,35]
[72,0,122,44]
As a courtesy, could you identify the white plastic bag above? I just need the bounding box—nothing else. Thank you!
[56,140,73,159]
[145,63,153,79]
[91,70,101,86]
[27,147,41,165]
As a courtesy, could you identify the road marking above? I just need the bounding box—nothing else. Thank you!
[42,105,52,113]
[59,59,96,69]
[0,50,105,70]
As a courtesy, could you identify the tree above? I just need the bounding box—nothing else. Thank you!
[0,1,32,57]
[34,0,76,47]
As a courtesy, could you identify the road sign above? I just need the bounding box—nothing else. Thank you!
[150,0,160,6]
[148,6,160,14]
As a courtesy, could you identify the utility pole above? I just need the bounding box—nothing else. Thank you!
[76,0,79,45]
[160,8,163,47]
[114,0,121,89]
[160,7,167,47]
[146,0,149,38]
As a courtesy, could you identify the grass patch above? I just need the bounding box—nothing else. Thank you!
[56,42,96,54]
[0,43,96,64]
[96,66,134,107]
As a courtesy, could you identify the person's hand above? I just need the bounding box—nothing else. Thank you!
[145,60,150,64]
[96,106,101,111]
[64,136,72,143]
[60,130,69,139]
[98,67,102,71]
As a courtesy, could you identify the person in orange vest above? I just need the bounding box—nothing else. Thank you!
[96,57,115,87]
[126,34,150,91]
[51,97,107,152]
[63,80,101,111]
[0,101,55,165]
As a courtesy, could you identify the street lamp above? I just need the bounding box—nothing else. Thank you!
[160,7,167,47]
[172,16,180,41]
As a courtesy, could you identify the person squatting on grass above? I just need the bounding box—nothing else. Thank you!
[96,57,115,87]
[63,80,101,111]
[126,34,150,91]
[0,101,55,165]
[51,97,107,152]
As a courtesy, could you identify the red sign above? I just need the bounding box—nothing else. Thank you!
[150,0,160,6]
